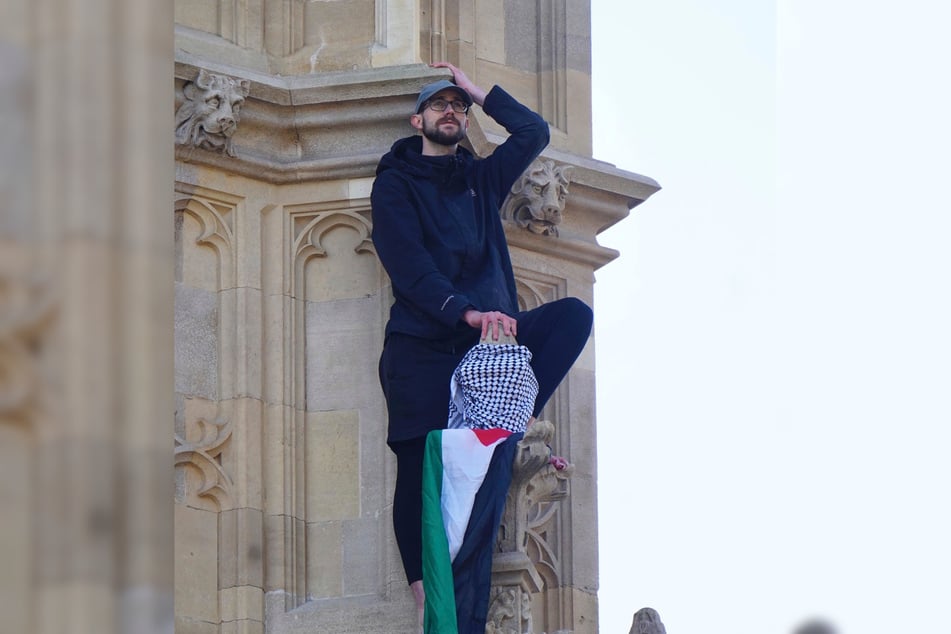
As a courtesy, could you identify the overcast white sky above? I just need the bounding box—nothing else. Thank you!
[591,1,951,633]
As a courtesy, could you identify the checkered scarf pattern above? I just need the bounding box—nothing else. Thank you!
[447,343,539,433]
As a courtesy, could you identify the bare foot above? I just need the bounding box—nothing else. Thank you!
[411,580,425,631]
[549,454,568,471]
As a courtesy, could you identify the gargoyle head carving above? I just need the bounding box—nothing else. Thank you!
[175,69,250,157]
[631,607,667,634]
[500,159,573,236]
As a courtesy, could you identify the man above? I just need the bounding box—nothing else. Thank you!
[371,62,592,628]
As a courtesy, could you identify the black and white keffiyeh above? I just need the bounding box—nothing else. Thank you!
[447,343,538,433]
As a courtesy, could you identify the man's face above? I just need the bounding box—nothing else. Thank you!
[415,89,468,146]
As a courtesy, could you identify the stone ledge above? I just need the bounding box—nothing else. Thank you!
[175,48,449,106]
[173,53,660,263]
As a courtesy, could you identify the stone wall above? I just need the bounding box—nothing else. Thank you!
[1,1,175,633]
[173,2,658,633]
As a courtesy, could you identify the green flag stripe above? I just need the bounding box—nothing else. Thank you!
[421,430,458,634]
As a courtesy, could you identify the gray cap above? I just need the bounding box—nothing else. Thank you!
[414,79,473,113]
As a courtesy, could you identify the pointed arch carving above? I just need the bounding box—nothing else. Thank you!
[287,204,375,298]
[514,268,565,312]
[176,196,234,252]
[174,189,237,289]
[524,485,569,587]
[173,183,241,511]
[516,278,547,312]
[294,209,374,260]
[262,197,385,612]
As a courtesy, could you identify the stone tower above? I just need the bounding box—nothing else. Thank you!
[172,2,659,633]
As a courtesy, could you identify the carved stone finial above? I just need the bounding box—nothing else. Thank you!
[175,69,250,157]
[516,420,574,495]
[498,420,572,554]
[631,607,667,634]
[792,619,838,634]
[500,159,574,236]
[489,420,572,633]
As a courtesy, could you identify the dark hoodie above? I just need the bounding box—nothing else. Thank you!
[371,85,549,342]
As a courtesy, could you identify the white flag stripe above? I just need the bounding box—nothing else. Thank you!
[439,430,507,562]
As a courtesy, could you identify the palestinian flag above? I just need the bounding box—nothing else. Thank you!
[421,427,523,634]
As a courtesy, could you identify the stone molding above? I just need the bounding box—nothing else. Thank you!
[174,56,658,273]
[174,53,437,183]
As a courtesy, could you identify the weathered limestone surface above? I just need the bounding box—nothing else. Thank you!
[3,0,175,633]
[173,2,660,633]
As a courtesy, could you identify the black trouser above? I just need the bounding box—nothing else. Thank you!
[383,297,593,584]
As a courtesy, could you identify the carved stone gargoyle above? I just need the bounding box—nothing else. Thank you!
[488,420,572,634]
[630,607,667,634]
[500,159,574,237]
[175,69,250,157]
[792,619,838,634]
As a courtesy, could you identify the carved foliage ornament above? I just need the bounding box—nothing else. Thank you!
[175,69,250,157]
[174,412,234,510]
[501,160,574,237]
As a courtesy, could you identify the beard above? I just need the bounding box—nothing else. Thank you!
[421,116,467,146]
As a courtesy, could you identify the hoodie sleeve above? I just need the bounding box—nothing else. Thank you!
[371,172,474,327]
[479,86,551,207]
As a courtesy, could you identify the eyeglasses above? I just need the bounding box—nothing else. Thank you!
[425,98,470,114]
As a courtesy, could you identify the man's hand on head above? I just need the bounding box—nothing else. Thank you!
[430,62,487,107]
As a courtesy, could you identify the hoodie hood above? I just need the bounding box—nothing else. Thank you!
[376,135,475,190]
